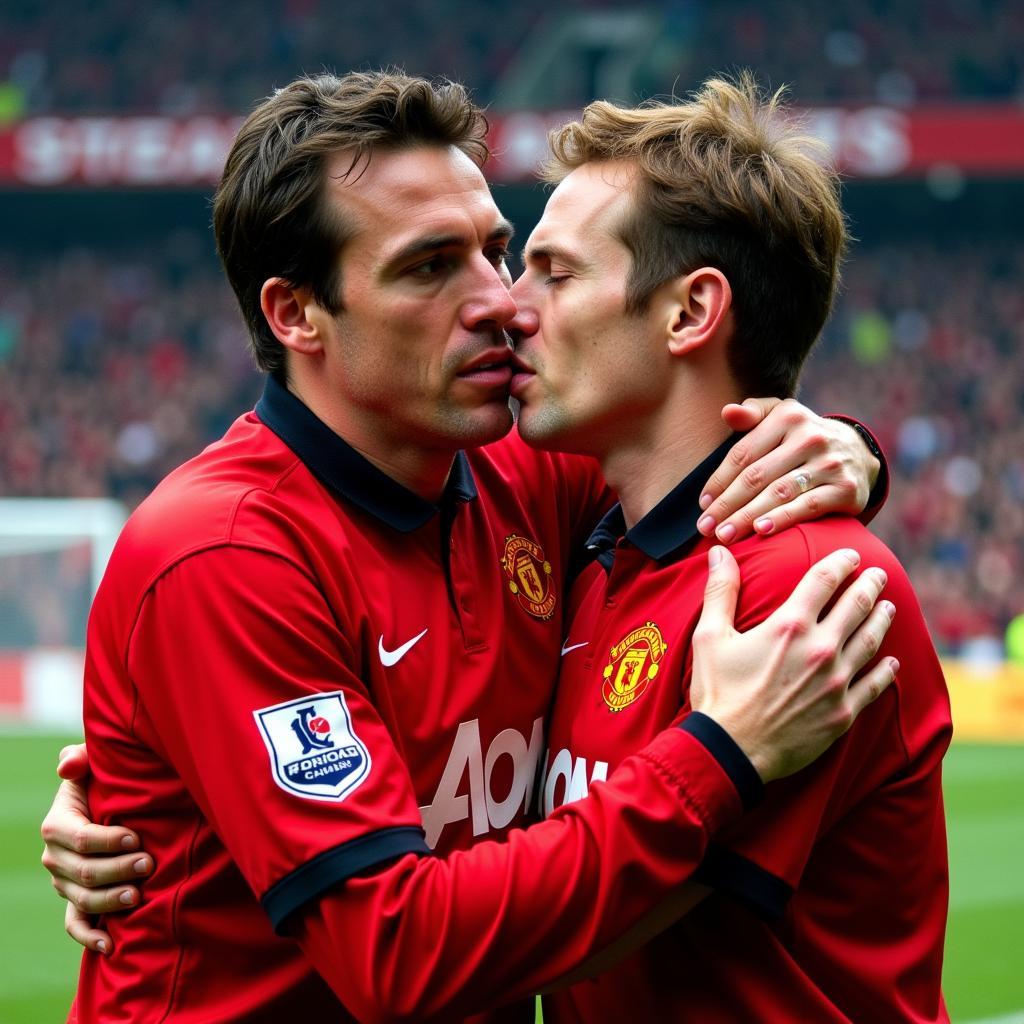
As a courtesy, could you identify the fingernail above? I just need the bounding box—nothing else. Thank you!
[134,858,150,874]
[871,568,888,587]
[889,657,900,676]
[697,514,715,534]
[843,549,861,566]
[120,836,138,851]
[96,939,108,954]
[699,493,713,511]
[882,601,895,620]
[754,518,775,534]
[119,890,135,906]
[716,523,736,543]
[708,546,724,569]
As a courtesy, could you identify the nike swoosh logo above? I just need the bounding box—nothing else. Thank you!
[378,628,429,667]
[560,641,589,657]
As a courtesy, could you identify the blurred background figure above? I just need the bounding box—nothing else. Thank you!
[0,2,1021,1020]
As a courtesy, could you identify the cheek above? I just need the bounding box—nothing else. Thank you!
[545,294,587,356]
[553,299,609,372]
[376,299,453,375]
[574,325,637,401]
[374,293,431,337]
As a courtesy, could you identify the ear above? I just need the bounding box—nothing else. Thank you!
[260,278,324,357]
[664,267,732,358]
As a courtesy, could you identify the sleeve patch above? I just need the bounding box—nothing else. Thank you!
[254,691,372,802]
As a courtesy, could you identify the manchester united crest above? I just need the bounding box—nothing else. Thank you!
[602,622,666,712]
[501,534,556,620]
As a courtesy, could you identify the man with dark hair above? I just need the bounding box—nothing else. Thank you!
[510,76,950,1021]
[214,72,493,379]
[41,72,894,1022]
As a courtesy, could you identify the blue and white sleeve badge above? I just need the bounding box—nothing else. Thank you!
[253,691,372,802]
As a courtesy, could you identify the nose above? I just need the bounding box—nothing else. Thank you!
[506,274,539,345]
[505,306,539,345]
[460,260,519,331]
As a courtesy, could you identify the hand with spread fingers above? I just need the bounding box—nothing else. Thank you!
[690,545,897,783]
[697,398,882,545]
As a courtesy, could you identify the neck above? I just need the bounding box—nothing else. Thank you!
[600,383,738,530]
[286,377,456,503]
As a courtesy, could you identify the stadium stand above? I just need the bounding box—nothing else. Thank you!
[1,0,1021,114]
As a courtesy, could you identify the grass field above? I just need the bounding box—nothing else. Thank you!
[2,735,1022,1022]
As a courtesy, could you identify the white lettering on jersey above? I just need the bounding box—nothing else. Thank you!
[419,717,544,848]
[536,747,609,818]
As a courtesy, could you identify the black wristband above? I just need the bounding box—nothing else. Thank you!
[680,712,764,811]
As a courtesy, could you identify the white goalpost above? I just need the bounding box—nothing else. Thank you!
[0,498,127,729]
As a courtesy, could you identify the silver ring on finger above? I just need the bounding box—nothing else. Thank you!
[794,471,812,494]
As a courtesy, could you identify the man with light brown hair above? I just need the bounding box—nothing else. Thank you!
[509,74,951,1022]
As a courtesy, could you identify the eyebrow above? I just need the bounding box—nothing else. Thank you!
[522,241,587,269]
[383,219,516,271]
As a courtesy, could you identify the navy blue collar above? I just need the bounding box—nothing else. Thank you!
[585,433,741,569]
[255,374,477,533]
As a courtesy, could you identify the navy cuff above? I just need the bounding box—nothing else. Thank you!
[262,825,430,933]
[694,842,793,920]
[680,712,764,811]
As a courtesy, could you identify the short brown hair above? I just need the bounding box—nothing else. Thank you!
[214,71,490,374]
[544,74,847,397]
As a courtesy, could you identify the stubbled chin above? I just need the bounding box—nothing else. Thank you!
[514,405,563,451]
[455,402,515,445]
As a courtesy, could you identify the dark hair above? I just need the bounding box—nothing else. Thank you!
[545,73,847,397]
[213,70,490,374]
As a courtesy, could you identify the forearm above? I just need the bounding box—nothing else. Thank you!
[293,723,747,1023]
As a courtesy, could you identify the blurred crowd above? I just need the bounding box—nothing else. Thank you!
[687,0,1024,105]
[0,237,259,512]
[1,0,1021,117]
[805,241,1024,661]
[0,237,1020,656]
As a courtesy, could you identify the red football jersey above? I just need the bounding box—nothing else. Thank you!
[542,438,952,1023]
[71,378,752,1023]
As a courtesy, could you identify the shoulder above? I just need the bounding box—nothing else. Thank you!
[787,518,923,616]
[723,517,923,641]
[729,517,911,599]
[730,519,949,755]
[112,412,323,586]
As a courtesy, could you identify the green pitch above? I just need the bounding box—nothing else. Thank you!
[0,733,85,1022]
[942,742,1024,1022]
[1,734,1021,1023]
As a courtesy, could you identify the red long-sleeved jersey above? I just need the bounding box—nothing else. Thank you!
[542,437,950,1023]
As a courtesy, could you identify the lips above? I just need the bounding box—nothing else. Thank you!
[456,349,514,389]
[457,348,514,376]
[508,352,535,399]
[459,361,509,375]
